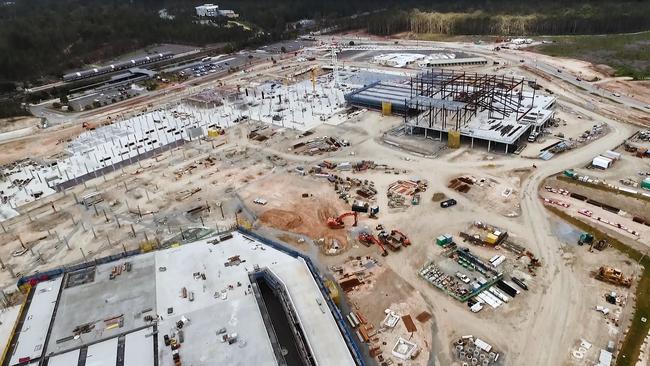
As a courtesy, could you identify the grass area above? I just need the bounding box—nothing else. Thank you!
[556,175,650,203]
[533,32,650,80]
[546,206,650,366]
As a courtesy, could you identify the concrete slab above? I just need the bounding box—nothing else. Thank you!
[46,255,156,354]
[0,306,21,356]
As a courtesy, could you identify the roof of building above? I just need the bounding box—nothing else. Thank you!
[4,231,358,366]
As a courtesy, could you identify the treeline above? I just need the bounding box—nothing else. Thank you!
[0,0,255,83]
[366,2,650,36]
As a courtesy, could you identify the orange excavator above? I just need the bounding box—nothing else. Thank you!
[390,230,411,246]
[326,211,357,229]
[358,232,388,257]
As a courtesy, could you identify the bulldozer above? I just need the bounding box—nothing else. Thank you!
[595,266,632,288]
[326,211,357,229]
[358,232,388,257]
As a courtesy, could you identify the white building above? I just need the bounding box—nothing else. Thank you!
[195,3,219,17]
[195,3,238,18]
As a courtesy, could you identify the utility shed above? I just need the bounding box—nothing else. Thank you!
[592,156,613,169]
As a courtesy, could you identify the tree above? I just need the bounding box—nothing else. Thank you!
[60,95,69,104]
[349,40,355,46]
[280,46,287,53]
[92,100,101,108]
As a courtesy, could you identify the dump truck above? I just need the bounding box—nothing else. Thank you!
[595,266,632,288]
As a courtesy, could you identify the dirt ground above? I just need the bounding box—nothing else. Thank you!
[2,35,650,366]
[239,173,353,254]
[0,116,40,134]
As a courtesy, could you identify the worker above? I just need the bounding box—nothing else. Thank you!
[532,163,537,169]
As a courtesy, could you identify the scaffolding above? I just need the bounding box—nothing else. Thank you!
[405,69,536,130]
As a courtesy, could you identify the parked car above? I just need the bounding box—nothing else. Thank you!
[440,198,457,208]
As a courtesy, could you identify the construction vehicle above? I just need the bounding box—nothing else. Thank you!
[82,121,96,130]
[591,239,608,251]
[578,233,594,246]
[358,232,388,256]
[378,231,402,251]
[389,230,411,246]
[411,194,421,205]
[595,266,632,287]
[369,205,379,219]
[326,211,357,229]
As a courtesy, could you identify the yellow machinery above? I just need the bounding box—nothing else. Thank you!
[207,129,221,138]
[595,266,632,287]
[381,101,392,116]
[324,279,341,306]
[311,67,317,92]
[448,130,461,148]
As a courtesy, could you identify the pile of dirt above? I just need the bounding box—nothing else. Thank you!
[431,192,446,202]
[260,209,303,230]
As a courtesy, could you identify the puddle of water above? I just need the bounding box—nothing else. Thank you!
[551,217,582,245]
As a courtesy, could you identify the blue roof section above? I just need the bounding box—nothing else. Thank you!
[345,82,412,114]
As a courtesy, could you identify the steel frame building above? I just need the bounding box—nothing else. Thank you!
[406,69,536,130]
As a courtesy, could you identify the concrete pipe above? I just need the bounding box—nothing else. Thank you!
[457,339,464,345]
[471,357,478,365]
[456,345,464,355]
[473,350,480,357]
[489,352,496,360]
[482,359,490,366]
[479,354,486,361]
[460,351,466,359]
[462,363,469,366]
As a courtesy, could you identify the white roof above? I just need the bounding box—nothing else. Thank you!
[593,156,613,168]
[47,349,80,366]
[124,327,155,366]
[155,232,355,366]
[85,337,118,366]
[9,277,63,366]
[599,349,613,366]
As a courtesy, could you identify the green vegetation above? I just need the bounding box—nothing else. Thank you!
[534,32,650,79]
[366,1,650,36]
[546,206,650,366]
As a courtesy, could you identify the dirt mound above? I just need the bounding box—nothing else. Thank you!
[260,209,303,230]
[431,192,446,202]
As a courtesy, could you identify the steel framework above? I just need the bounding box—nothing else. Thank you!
[406,69,536,130]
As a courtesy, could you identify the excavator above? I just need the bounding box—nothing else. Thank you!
[358,232,388,257]
[390,230,411,246]
[326,211,357,229]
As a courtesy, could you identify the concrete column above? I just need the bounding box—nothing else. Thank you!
[505,144,508,154]
[471,137,474,149]
[487,140,491,152]
[424,129,427,138]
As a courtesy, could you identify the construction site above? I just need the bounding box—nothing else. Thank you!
[0,33,650,366]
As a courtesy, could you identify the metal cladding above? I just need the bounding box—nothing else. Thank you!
[63,52,174,82]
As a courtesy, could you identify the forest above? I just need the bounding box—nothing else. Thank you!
[2,0,650,84]
[2,0,650,117]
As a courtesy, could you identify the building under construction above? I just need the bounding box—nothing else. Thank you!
[346,69,556,152]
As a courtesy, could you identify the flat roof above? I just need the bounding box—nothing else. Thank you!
[85,337,118,366]
[10,231,357,366]
[0,306,21,355]
[124,327,155,366]
[155,232,355,366]
[47,349,80,366]
[46,255,156,354]
[9,277,62,366]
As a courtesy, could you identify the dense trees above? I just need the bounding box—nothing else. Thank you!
[365,2,650,36]
[2,0,650,87]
